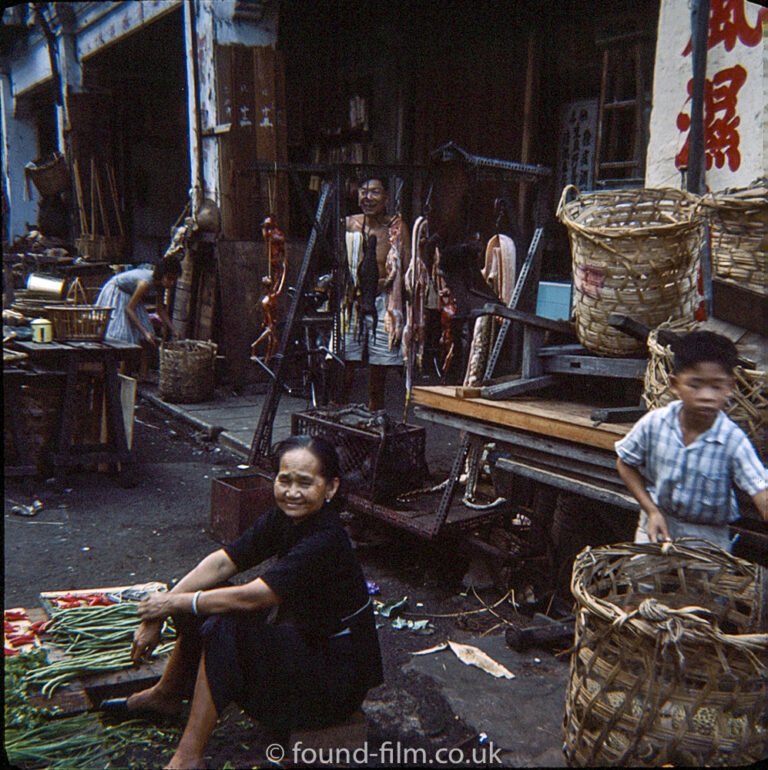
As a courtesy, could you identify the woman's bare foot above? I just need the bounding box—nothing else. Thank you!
[164,750,205,769]
[126,686,184,715]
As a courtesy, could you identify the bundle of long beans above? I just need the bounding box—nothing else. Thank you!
[26,602,175,697]
[5,712,177,769]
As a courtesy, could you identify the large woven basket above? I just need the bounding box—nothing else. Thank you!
[557,186,701,357]
[159,340,217,404]
[564,541,768,767]
[44,305,113,342]
[643,319,767,459]
[696,178,768,296]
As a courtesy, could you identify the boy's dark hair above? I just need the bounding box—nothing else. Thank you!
[671,331,738,375]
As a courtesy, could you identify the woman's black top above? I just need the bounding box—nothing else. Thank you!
[224,503,382,679]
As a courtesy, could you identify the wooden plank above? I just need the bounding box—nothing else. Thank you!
[481,375,554,400]
[712,279,768,336]
[542,355,646,378]
[495,457,639,511]
[414,405,621,469]
[411,385,628,451]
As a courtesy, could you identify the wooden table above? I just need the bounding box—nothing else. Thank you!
[10,340,141,485]
[411,385,640,512]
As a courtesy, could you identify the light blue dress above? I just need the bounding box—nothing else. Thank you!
[95,268,156,344]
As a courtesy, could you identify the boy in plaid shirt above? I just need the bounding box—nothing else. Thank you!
[616,332,767,551]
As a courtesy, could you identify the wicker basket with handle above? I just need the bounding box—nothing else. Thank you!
[557,186,702,357]
[159,340,217,404]
[643,318,767,459]
[565,540,768,767]
[695,178,768,296]
[24,152,69,197]
[44,305,113,342]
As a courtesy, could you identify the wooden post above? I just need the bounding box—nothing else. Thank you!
[518,28,538,228]
[686,0,710,195]
[687,0,712,316]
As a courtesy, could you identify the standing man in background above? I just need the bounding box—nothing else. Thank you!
[340,177,408,411]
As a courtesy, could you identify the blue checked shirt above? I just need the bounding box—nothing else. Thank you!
[615,401,767,527]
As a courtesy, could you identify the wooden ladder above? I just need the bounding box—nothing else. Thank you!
[593,31,652,188]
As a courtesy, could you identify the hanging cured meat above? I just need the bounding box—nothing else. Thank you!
[403,216,429,396]
[356,232,379,342]
[384,214,405,350]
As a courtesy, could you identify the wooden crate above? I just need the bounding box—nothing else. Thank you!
[210,470,274,543]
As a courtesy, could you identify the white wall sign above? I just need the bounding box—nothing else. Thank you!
[646,0,767,191]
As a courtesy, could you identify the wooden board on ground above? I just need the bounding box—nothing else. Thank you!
[25,588,171,716]
[39,581,166,616]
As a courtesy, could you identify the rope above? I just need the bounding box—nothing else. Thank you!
[461,495,507,511]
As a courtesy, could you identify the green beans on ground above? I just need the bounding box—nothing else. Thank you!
[25,603,176,698]
[27,640,176,697]
[5,712,179,769]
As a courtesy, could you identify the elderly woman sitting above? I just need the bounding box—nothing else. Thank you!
[107,436,382,769]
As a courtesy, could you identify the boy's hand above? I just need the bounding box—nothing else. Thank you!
[752,489,768,522]
[646,509,671,543]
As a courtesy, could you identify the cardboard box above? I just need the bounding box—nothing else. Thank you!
[210,471,273,543]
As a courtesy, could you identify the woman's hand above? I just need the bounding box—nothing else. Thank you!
[137,591,176,621]
[131,619,163,664]
[143,329,157,347]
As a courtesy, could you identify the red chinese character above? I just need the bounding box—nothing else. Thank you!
[675,65,747,172]
[683,0,766,55]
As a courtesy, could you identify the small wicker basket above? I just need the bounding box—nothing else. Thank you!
[557,186,702,357]
[564,541,768,767]
[159,340,217,404]
[24,152,69,197]
[643,319,767,459]
[696,179,768,296]
[44,305,114,342]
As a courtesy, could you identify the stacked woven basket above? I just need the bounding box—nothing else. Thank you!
[696,178,768,297]
[557,180,767,358]
[643,318,767,460]
[557,185,702,357]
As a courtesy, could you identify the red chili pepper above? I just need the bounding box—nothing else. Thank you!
[88,596,112,606]
[4,647,19,657]
[4,622,17,633]
[8,633,36,647]
[29,620,48,633]
[56,599,83,608]
[4,610,28,621]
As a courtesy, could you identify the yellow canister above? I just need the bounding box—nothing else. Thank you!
[30,318,53,343]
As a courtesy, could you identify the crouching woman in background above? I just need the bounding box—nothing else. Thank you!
[117,436,382,769]
[95,257,181,380]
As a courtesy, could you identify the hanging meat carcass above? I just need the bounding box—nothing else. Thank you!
[403,215,430,398]
[356,231,379,345]
[384,214,405,350]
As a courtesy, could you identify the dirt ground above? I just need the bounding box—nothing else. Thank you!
[4,397,569,769]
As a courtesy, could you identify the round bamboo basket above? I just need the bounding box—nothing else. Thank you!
[564,541,768,767]
[643,319,767,459]
[159,340,217,404]
[696,179,768,296]
[557,186,702,357]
